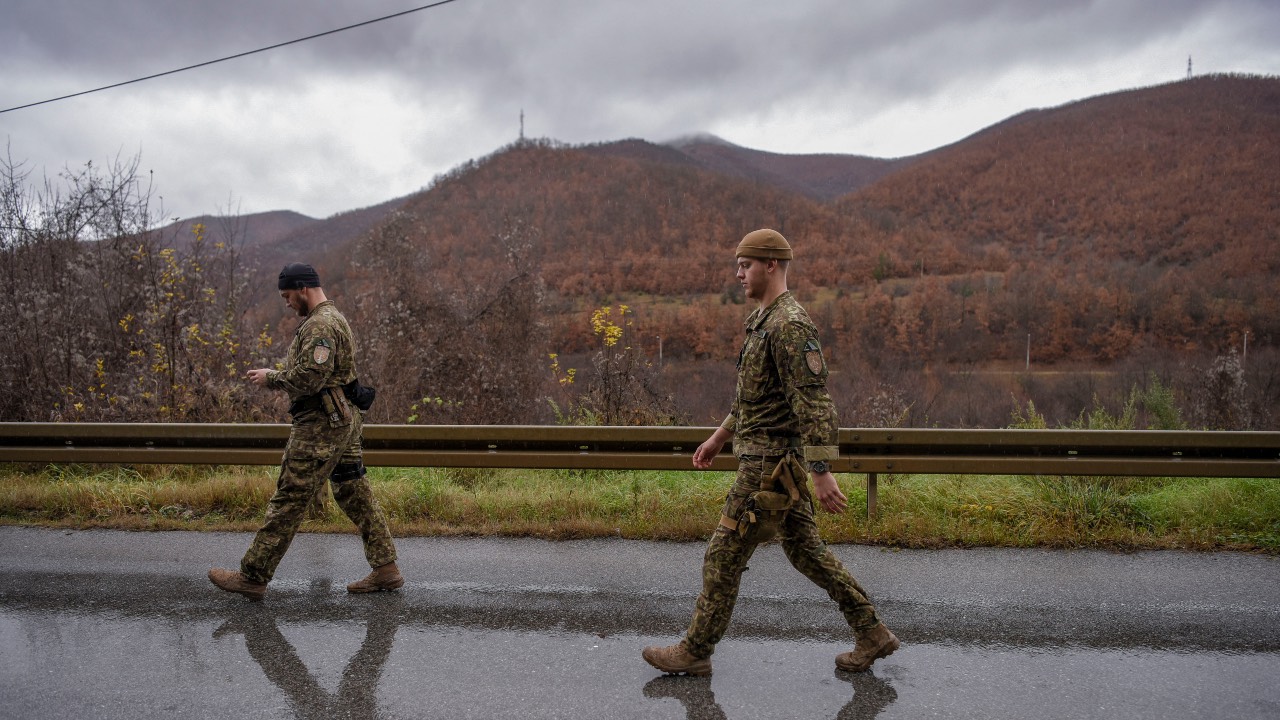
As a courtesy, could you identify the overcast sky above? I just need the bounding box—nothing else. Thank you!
[2,0,1278,219]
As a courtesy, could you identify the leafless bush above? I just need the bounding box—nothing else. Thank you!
[548,305,685,426]
[0,151,266,422]
[350,211,552,424]
[1188,349,1253,430]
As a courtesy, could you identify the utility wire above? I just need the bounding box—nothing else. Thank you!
[1,0,463,114]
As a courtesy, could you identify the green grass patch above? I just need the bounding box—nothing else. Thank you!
[1,463,1276,551]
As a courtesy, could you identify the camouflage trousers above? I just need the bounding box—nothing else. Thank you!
[682,455,880,658]
[241,410,397,584]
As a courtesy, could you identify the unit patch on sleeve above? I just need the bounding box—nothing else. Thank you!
[803,339,825,376]
[312,339,332,364]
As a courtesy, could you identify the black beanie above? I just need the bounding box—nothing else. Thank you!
[278,262,321,290]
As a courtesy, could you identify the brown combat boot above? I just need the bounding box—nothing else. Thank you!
[642,642,712,677]
[208,568,267,601]
[347,561,404,593]
[835,622,900,672]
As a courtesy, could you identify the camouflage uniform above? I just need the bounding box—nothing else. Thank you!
[682,291,881,658]
[240,300,397,584]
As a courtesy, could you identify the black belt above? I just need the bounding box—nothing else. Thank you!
[287,394,325,416]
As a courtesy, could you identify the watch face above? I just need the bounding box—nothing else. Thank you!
[811,461,829,473]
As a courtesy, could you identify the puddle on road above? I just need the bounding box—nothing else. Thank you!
[2,608,1278,720]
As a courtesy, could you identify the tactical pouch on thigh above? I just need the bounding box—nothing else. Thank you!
[720,453,809,544]
[736,489,792,543]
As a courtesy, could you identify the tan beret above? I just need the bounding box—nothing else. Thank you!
[735,228,793,260]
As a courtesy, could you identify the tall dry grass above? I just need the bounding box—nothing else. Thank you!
[1,463,1275,551]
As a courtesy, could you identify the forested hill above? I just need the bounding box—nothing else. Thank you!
[585,134,912,201]
[10,74,1278,427]
[239,74,1279,304]
[841,74,1280,275]
[249,74,1280,424]
[330,74,1277,363]
[347,138,873,299]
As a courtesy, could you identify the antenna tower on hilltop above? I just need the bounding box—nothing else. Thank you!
[520,109,525,141]
[1187,56,1193,79]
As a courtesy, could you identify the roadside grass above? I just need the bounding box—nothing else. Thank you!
[1,463,1276,551]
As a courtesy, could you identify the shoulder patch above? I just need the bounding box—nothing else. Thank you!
[312,338,332,364]
[803,338,825,376]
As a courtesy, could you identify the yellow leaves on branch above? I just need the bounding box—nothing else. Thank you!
[548,353,577,385]
[590,304,630,348]
[551,304,634,387]
[185,323,209,346]
[406,395,464,424]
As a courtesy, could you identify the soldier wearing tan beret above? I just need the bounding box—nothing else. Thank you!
[643,229,899,676]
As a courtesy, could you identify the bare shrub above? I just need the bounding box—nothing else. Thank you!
[0,151,264,422]
[1188,349,1253,430]
[549,305,684,426]
[350,211,551,425]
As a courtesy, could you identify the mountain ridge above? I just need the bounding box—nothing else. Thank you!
[186,74,1278,368]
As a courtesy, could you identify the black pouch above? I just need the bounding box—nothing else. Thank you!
[343,378,376,411]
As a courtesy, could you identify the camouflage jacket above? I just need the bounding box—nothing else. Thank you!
[266,301,358,404]
[722,292,839,463]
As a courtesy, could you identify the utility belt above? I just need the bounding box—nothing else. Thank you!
[288,387,351,427]
[288,379,377,423]
[718,451,810,544]
[732,435,803,459]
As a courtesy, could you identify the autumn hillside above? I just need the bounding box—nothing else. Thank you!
[318,74,1278,426]
[335,75,1276,350]
[353,139,876,299]
[641,134,910,201]
[842,74,1280,274]
[79,73,1276,428]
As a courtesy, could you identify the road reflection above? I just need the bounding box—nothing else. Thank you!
[833,669,898,720]
[643,675,728,720]
[1,558,1277,720]
[212,587,402,720]
[641,666,898,720]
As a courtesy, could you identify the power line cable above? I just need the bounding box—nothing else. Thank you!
[1,0,463,114]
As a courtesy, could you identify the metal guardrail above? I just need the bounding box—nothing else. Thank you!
[3,423,1277,516]
[2,422,1277,475]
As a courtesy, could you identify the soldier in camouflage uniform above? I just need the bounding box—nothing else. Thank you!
[209,263,401,600]
[643,229,899,676]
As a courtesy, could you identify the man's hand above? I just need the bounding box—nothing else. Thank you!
[693,427,733,469]
[245,368,272,387]
[812,471,847,514]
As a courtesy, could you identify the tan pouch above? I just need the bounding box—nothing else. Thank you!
[723,454,808,544]
[320,387,352,428]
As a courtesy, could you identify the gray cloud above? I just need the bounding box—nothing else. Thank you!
[2,0,1277,218]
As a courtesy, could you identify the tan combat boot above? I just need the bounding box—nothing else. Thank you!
[208,568,267,601]
[835,622,900,672]
[347,561,404,593]
[642,642,712,677]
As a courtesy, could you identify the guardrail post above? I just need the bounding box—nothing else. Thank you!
[866,472,878,520]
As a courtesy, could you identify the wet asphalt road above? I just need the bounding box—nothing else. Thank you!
[0,526,1277,720]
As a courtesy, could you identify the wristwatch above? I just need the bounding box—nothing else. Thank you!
[809,460,830,474]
